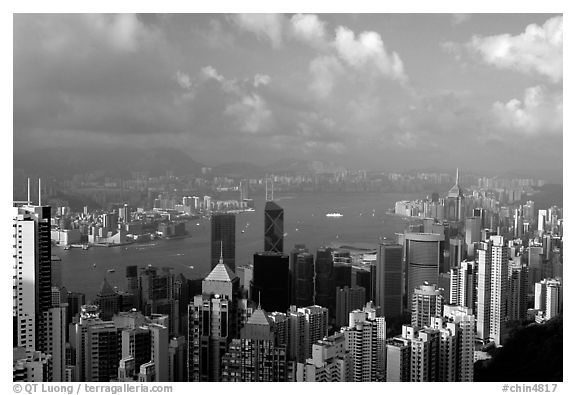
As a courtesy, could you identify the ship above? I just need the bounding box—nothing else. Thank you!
[325,212,343,218]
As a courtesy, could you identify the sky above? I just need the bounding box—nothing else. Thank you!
[13,13,563,176]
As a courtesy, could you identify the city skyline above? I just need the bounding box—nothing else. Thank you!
[9,9,565,386]
[13,13,562,177]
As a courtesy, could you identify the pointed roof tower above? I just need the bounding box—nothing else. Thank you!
[97,276,117,297]
[447,168,464,198]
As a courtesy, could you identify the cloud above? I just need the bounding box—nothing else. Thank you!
[230,14,286,48]
[467,16,563,82]
[290,14,327,47]
[175,71,192,89]
[309,56,345,98]
[451,14,471,25]
[225,94,273,133]
[253,73,271,87]
[332,26,407,82]
[492,86,562,134]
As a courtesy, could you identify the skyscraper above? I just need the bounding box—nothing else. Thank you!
[251,252,290,313]
[411,282,444,329]
[507,260,528,322]
[404,233,444,311]
[264,201,284,253]
[340,303,386,381]
[335,286,366,328]
[211,213,236,271]
[293,251,315,307]
[188,261,240,382]
[376,243,403,317]
[314,247,335,315]
[489,235,509,346]
[445,168,465,222]
[221,308,290,382]
[13,202,52,355]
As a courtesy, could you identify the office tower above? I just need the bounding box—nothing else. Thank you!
[264,201,284,253]
[168,336,186,382]
[333,264,352,288]
[341,304,386,381]
[125,265,139,309]
[13,203,52,355]
[489,235,509,346]
[85,321,120,382]
[13,348,53,382]
[236,264,253,300]
[119,204,131,223]
[211,213,236,271]
[465,217,482,259]
[353,265,374,304]
[507,261,528,321]
[94,277,121,321]
[443,305,475,382]
[239,179,249,201]
[404,233,444,311]
[121,327,151,376]
[315,247,335,315]
[148,323,169,382]
[375,243,403,317]
[411,283,444,328]
[221,308,290,382]
[296,332,352,382]
[138,266,182,334]
[188,261,240,382]
[251,252,290,313]
[449,237,465,269]
[473,208,487,229]
[335,286,366,328]
[66,292,85,326]
[445,168,465,222]
[514,208,524,239]
[293,251,315,307]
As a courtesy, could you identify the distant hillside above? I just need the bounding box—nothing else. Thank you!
[529,184,563,210]
[211,162,266,178]
[13,146,204,179]
[474,316,563,382]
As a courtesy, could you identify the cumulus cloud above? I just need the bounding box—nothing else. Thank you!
[467,16,563,82]
[290,14,327,47]
[253,73,271,87]
[492,85,562,134]
[175,71,192,89]
[231,14,286,48]
[332,26,407,82]
[225,94,273,133]
[309,56,345,98]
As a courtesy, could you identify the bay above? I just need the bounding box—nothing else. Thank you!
[59,191,424,301]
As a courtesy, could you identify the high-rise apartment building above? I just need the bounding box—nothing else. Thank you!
[340,304,386,381]
[534,278,562,323]
[264,201,284,253]
[489,235,509,346]
[449,260,476,312]
[411,282,444,329]
[13,203,52,355]
[296,332,351,382]
[507,260,528,321]
[211,213,236,271]
[376,243,403,317]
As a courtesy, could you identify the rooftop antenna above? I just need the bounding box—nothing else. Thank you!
[38,178,42,206]
[258,291,261,310]
[219,241,224,265]
[456,168,459,185]
[27,178,30,205]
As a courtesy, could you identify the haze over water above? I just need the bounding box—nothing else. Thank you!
[59,191,426,301]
